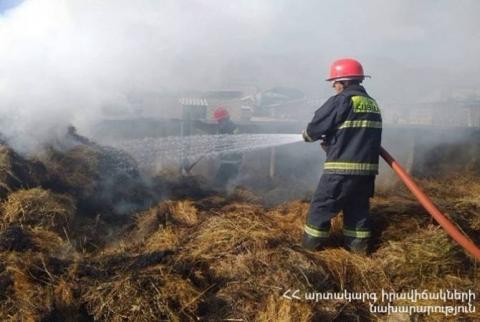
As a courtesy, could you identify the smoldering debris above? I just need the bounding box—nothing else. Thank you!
[39,128,157,216]
[0,136,478,321]
[0,144,47,200]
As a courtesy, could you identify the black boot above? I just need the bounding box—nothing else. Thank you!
[302,233,328,251]
[344,237,369,255]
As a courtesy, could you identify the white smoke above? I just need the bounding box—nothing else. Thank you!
[0,0,275,152]
[0,0,479,153]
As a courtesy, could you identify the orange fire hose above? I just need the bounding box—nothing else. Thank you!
[380,146,480,260]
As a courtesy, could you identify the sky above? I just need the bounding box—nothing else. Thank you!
[0,0,479,151]
[0,0,23,13]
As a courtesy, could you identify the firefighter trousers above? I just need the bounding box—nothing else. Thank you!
[304,174,375,246]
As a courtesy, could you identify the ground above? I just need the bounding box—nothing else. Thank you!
[0,139,478,322]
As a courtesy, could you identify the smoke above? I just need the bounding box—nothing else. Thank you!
[0,0,479,153]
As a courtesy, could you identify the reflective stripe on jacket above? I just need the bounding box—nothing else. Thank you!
[305,85,382,175]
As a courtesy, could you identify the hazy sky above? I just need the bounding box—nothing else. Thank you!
[0,0,479,151]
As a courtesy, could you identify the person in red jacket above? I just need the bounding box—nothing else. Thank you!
[302,58,382,255]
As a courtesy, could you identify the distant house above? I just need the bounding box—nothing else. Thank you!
[382,88,480,127]
[179,97,209,120]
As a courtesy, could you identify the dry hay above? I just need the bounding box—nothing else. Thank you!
[374,225,471,290]
[143,226,181,251]
[417,175,480,200]
[0,134,477,321]
[266,200,309,240]
[265,201,349,246]
[255,294,314,322]
[172,201,392,321]
[208,247,386,321]
[314,248,392,293]
[82,268,200,322]
[0,144,46,200]
[128,200,199,252]
[176,200,392,290]
[0,252,75,321]
[420,176,480,242]
[179,203,279,265]
[0,254,15,321]
[370,195,431,248]
[1,188,75,234]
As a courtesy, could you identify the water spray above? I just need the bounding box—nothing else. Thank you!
[111,133,303,169]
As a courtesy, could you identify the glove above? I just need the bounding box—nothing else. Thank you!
[319,135,328,152]
[302,130,313,142]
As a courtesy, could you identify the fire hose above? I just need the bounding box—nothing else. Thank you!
[380,146,480,260]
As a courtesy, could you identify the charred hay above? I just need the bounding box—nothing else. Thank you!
[41,144,154,216]
[0,135,478,321]
[0,144,46,200]
[0,252,76,321]
[0,225,72,255]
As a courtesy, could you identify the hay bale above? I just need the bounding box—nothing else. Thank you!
[1,188,75,233]
[374,226,469,289]
[0,144,46,200]
[83,269,200,322]
[41,144,153,216]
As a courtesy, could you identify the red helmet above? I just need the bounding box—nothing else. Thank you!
[213,106,229,121]
[326,58,370,81]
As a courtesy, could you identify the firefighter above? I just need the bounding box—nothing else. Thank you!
[213,107,242,188]
[301,58,382,255]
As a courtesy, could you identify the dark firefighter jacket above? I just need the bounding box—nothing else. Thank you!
[303,85,382,175]
[217,119,242,164]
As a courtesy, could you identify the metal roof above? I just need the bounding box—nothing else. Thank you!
[179,98,208,106]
